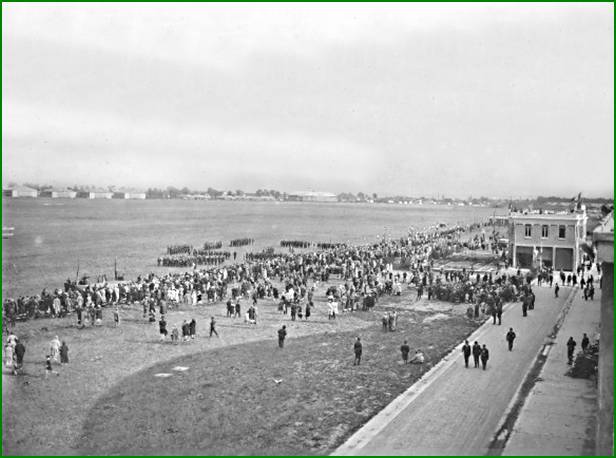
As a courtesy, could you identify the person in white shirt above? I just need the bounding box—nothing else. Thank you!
[50,336,61,363]
[409,349,425,364]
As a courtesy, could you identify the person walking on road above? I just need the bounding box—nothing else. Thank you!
[521,295,528,317]
[462,340,471,368]
[472,341,481,368]
[277,325,287,348]
[400,340,410,364]
[581,333,590,352]
[480,344,490,370]
[353,337,363,366]
[529,290,535,310]
[506,328,516,351]
[496,299,503,325]
[566,336,577,365]
[554,283,559,298]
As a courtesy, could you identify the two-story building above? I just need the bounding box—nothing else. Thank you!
[509,209,587,271]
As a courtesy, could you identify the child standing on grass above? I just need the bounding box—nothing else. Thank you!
[44,355,57,378]
[4,343,14,369]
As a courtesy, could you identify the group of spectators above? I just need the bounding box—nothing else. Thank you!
[157,253,230,267]
[3,220,518,330]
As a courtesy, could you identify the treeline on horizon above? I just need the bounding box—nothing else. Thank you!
[7,182,613,205]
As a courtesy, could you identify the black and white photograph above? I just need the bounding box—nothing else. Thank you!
[2,2,614,455]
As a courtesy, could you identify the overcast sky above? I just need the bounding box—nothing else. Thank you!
[2,3,613,197]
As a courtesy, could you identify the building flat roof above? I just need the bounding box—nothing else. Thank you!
[510,213,583,221]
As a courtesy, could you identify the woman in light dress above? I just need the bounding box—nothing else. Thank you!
[4,343,14,368]
[50,336,61,363]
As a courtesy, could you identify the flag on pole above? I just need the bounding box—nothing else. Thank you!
[571,192,582,211]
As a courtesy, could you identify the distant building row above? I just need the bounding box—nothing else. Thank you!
[3,186,146,199]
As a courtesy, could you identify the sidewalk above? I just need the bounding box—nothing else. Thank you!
[334,286,574,456]
[502,288,600,455]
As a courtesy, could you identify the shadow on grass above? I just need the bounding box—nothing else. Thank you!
[78,311,478,455]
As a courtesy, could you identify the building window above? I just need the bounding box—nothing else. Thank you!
[524,224,532,238]
[558,225,566,239]
[541,225,549,238]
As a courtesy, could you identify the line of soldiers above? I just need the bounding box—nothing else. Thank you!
[166,244,192,255]
[280,240,311,248]
[229,238,255,247]
[157,254,228,267]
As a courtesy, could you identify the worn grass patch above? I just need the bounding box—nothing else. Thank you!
[79,312,477,455]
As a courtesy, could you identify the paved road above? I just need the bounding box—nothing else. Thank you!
[503,287,600,455]
[335,286,573,456]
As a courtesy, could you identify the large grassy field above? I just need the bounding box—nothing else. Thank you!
[3,284,480,455]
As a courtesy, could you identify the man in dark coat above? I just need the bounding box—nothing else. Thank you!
[480,344,490,370]
[581,333,590,352]
[462,340,471,368]
[159,318,168,341]
[400,340,410,364]
[234,300,241,318]
[13,339,26,375]
[529,290,535,310]
[506,328,516,351]
[278,325,287,348]
[353,337,363,366]
[589,284,595,300]
[554,283,560,298]
[472,341,481,368]
[566,336,577,365]
[522,295,528,317]
[209,317,219,338]
[181,320,189,341]
[496,299,503,325]
[189,319,196,339]
[60,341,69,364]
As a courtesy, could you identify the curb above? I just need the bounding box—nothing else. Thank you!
[487,287,578,455]
[332,301,516,456]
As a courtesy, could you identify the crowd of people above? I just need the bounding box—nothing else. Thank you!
[3,215,605,389]
[280,240,311,249]
[1,221,524,329]
[157,253,230,267]
[6,219,598,348]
